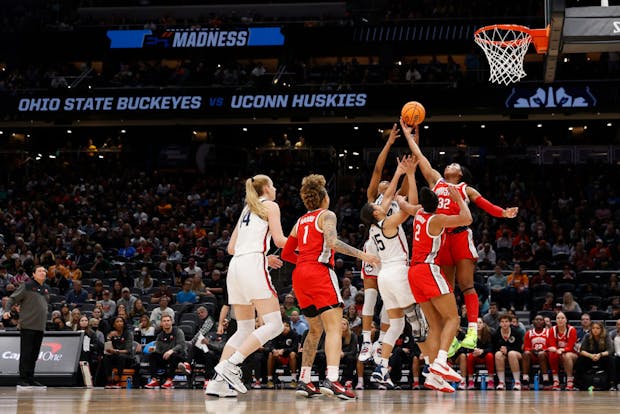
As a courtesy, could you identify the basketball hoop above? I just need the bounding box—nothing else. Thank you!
[474,24,549,85]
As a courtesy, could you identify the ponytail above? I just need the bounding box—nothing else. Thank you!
[245,174,270,220]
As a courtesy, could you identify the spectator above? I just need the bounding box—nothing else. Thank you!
[265,321,299,389]
[67,262,82,280]
[134,267,153,291]
[176,279,197,304]
[282,294,300,318]
[562,292,582,314]
[487,266,508,310]
[506,263,529,310]
[482,302,500,334]
[493,314,524,390]
[575,321,614,390]
[150,296,175,326]
[529,264,553,290]
[103,316,134,389]
[145,315,190,389]
[289,310,309,337]
[612,319,620,390]
[466,318,495,390]
[117,287,137,311]
[98,290,116,319]
[150,281,173,304]
[476,243,496,269]
[577,313,592,344]
[184,257,203,281]
[66,280,88,308]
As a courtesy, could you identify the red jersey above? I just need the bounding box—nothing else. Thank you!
[432,179,469,216]
[524,328,550,352]
[295,209,335,267]
[411,210,444,265]
[548,325,577,353]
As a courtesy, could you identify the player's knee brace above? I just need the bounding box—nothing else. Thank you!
[405,304,429,342]
[226,318,255,350]
[383,317,406,347]
[362,288,378,317]
[252,311,283,345]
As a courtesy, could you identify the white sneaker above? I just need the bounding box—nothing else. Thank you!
[214,360,247,394]
[358,342,373,362]
[429,361,463,383]
[205,378,239,398]
[372,341,383,365]
[423,372,455,393]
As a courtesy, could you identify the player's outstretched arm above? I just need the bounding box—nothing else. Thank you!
[367,123,400,202]
[400,119,441,188]
[466,186,518,218]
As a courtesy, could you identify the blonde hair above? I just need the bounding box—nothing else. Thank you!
[245,174,271,220]
[300,174,327,210]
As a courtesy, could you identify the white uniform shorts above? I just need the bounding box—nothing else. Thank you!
[378,262,416,310]
[227,253,277,305]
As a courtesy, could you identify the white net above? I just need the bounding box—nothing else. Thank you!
[474,25,532,85]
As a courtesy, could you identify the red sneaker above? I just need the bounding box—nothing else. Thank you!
[161,378,175,389]
[319,379,357,400]
[145,378,160,389]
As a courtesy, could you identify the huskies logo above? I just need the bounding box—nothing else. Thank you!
[505,86,597,108]
[107,27,284,49]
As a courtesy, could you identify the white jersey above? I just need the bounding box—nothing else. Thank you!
[368,219,409,266]
[232,198,271,256]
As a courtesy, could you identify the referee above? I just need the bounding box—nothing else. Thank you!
[2,265,50,389]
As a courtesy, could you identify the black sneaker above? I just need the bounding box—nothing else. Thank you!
[30,381,47,388]
[17,381,33,390]
[319,379,357,400]
[295,381,321,398]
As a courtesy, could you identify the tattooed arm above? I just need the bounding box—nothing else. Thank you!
[320,210,380,266]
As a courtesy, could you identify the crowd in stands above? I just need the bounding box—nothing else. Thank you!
[0,136,619,390]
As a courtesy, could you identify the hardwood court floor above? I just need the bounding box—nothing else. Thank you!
[1,388,619,414]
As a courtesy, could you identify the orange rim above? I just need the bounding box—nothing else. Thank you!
[474,24,549,54]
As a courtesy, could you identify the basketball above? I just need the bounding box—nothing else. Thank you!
[401,101,426,126]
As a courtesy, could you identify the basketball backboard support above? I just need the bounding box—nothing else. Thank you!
[544,0,620,82]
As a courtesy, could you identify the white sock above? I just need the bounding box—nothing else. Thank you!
[553,374,559,382]
[378,331,386,343]
[380,357,389,368]
[542,373,549,382]
[300,366,311,383]
[327,366,339,382]
[513,371,520,382]
[523,374,529,381]
[357,377,364,386]
[498,372,505,383]
[228,351,245,365]
[436,350,448,365]
[267,376,273,381]
[468,322,477,331]
[362,331,371,343]
[424,356,430,366]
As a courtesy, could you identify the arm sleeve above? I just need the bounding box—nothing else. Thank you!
[473,196,504,217]
[281,236,299,264]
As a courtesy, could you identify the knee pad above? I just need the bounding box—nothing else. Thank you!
[380,306,389,325]
[362,288,378,317]
[252,311,283,345]
[405,304,429,342]
[226,318,255,350]
[383,317,406,347]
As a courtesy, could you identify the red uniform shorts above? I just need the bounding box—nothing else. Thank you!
[438,228,478,266]
[292,262,343,317]
[408,263,453,303]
